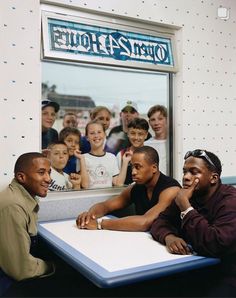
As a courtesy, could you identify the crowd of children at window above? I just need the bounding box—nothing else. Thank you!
[41,99,168,191]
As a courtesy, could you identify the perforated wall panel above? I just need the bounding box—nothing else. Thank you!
[0,1,41,186]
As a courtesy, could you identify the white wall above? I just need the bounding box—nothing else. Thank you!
[0,0,41,187]
[0,0,236,189]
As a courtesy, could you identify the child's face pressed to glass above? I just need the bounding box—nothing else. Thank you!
[42,106,56,130]
[63,134,80,156]
[127,128,148,148]
[94,110,111,131]
[149,111,167,137]
[49,144,69,171]
[86,123,105,149]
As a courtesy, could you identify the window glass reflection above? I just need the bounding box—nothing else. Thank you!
[42,62,170,191]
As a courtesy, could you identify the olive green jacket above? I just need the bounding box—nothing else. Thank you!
[0,179,54,281]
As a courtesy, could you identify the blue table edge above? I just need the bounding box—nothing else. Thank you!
[38,219,220,288]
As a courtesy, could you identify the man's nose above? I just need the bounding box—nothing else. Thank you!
[45,172,51,183]
[183,172,191,181]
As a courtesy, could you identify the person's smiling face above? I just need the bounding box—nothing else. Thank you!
[86,123,106,149]
[20,157,51,197]
[128,128,148,149]
[42,106,56,131]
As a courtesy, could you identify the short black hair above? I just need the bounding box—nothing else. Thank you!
[59,127,81,142]
[14,152,45,175]
[133,146,159,166]
[204,150,222,176]
[128,118,149,131]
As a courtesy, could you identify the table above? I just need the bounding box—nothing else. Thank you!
[38,218,220,288]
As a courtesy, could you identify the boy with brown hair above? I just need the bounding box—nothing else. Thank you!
[145,105,168,174]
[47,141,81,191]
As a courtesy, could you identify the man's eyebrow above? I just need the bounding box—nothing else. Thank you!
[132,162,142,166]
[183,166,201,171]
[37,167,47,171]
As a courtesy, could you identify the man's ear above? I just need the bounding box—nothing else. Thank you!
[152,163,158,174]
[15,172,26,184]
[210,172,219,185]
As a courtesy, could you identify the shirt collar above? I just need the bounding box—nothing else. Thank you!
[10,178,39,212]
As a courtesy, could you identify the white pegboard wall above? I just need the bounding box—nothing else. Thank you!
[0,0,236,189]
[42,0,236,180]
[0,1,41,186]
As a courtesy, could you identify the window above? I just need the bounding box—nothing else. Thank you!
[41,7,176,191]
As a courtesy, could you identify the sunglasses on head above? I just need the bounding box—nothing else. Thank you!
[184,149,216,169]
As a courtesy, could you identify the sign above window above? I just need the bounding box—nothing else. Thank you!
[42,11,177,72]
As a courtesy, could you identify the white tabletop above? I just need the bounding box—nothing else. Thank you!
[38,218,220,287]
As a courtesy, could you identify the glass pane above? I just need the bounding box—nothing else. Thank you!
[42,61,170,191]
